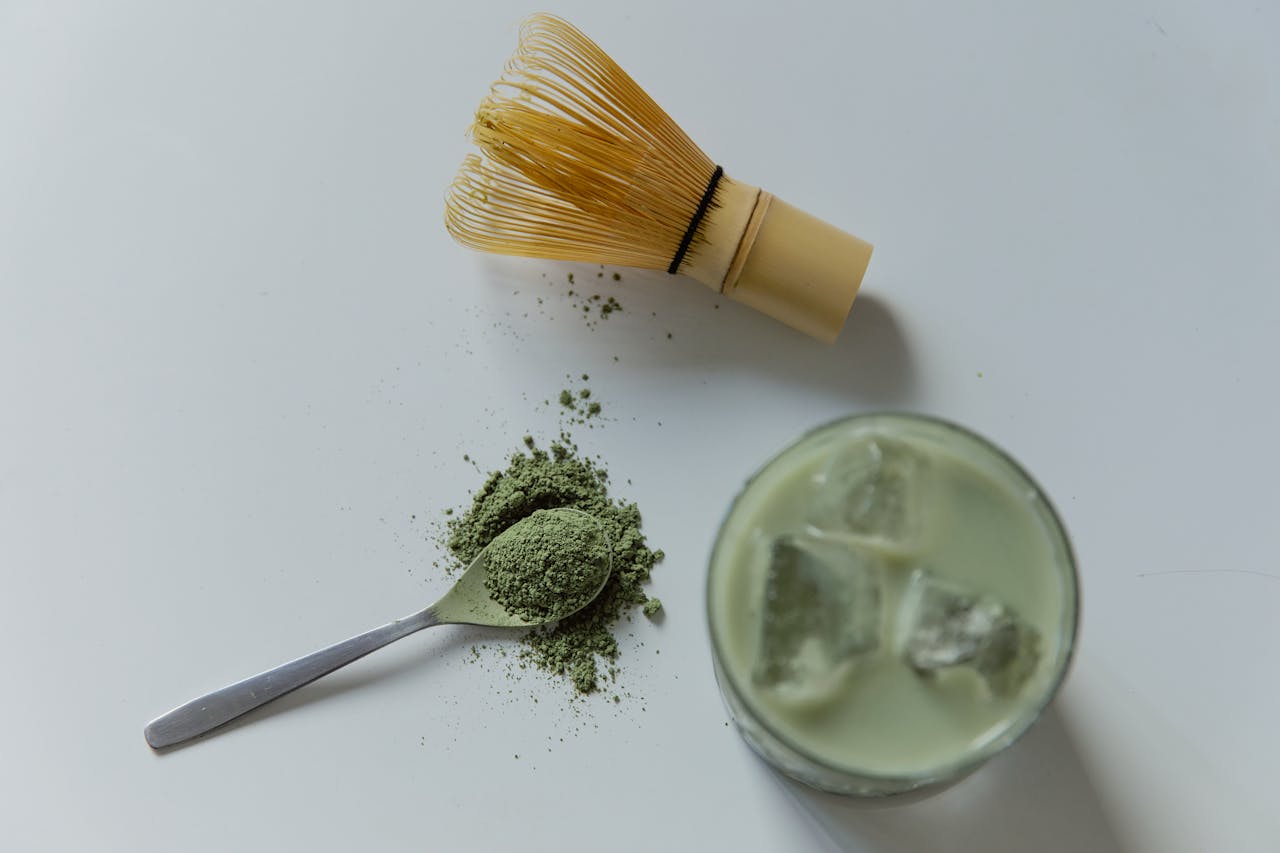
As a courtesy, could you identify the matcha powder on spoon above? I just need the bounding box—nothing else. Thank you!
[445,439,664,694]
[483,509,609,623]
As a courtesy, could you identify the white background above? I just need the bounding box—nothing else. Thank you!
[2,1,1277,851]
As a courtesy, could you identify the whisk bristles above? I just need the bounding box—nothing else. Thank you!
[445,14,719,270]
[445,14,875,342]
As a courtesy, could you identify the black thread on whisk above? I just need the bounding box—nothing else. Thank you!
[668,165,724,275]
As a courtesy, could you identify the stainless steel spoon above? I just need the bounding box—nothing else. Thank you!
[144,508,610,749]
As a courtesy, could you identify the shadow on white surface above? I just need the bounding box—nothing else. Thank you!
[775,704,1126,853]
[479,258,917,407]
[659,285,919,407]
[817,293,916,405]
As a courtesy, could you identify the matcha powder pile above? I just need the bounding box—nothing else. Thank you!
[445,440,664,694]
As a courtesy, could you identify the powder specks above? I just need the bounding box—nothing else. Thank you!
[539,270,625,327]
[555,377,604,425]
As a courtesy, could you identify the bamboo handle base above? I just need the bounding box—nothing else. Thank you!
[684,174,873,343]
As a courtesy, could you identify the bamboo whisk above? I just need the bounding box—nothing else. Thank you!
[445,14,874,342]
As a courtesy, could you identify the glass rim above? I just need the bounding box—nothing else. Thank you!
[705,411,1081,790]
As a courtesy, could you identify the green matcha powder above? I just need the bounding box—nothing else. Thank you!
[446,440,663,694]
[482,509,609,623]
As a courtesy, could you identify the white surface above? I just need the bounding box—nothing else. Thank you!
[2,1,1277,851]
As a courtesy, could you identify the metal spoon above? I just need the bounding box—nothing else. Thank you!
[144,508,610,749]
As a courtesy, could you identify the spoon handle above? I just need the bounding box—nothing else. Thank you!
[145,608,439,749]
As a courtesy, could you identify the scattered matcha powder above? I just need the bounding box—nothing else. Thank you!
[445,440,663,694]
[544,272,623,326]
[554,378,604,422]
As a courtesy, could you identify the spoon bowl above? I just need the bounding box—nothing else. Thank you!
[433,508,611,628]
[144,507,611,749]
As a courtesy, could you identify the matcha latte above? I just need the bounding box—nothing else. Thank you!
[707,414,1078,796]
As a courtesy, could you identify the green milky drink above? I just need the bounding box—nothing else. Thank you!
[707,414,1078,796]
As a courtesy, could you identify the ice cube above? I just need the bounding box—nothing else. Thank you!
[896,569,1041,697]
[753,532,884,705]
[809,436,930,554]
